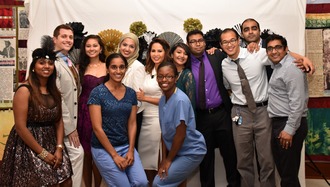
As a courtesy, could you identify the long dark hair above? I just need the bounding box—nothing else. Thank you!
[103,53,128,83]
[78,35,106,84]
[145,38,171,74]
[170,42,192,69]
[27,48,62,122]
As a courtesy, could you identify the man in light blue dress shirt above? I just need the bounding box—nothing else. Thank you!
[266,34,308,187]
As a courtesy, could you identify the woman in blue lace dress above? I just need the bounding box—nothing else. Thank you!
[170,42,196,109]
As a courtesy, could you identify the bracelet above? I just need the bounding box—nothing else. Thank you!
[37,148,49,160]
[56,144,64,150]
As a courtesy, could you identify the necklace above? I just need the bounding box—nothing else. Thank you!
[88,61,101,68]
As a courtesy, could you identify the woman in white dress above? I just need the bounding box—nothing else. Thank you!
[117,33,146,149]
[136,38,171,186]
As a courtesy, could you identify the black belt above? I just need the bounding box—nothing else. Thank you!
[197,104,224,114]
[271,116,306,120]
[235,100,268,108]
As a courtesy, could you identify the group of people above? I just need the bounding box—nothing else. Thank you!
[0,17,312,187]
[219,19,310,187]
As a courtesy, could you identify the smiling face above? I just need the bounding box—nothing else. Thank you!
[171,46,188,69]
[150,42,166,66]
[119,38,136,59]
[53,28,74,55]
[108,57,127,83]
[220,30,240,59]
[157,65,177,96]
[266,39,288,64]
[85,38,102,59]
[33,58,55,79]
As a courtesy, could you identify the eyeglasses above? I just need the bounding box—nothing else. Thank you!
[110,65,126,70]
[189,39,205,45]
[157,75,175,81]
[266,45,284,52]
[221,38,237,46]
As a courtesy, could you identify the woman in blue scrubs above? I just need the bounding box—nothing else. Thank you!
[153,61,206,187]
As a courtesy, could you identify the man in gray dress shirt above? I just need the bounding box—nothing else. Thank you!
[266,34,308,187]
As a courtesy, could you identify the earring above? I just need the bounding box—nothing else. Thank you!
[32,69,35,72]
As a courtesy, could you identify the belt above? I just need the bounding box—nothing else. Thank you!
[197,104,224,114]
[272,116,306,120]
[235,100,268,108]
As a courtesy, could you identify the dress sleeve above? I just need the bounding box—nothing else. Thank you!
[173,99,190,128]
[129,87,138,105]
[182,69,196,110]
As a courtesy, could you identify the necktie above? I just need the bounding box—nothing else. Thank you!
[66,56,80,95]
[66,57,73,67]
[232,59,256,113]
[198,57,206,110]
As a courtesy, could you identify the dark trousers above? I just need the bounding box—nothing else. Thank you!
[196,106,240,187]
[271,117,308,187]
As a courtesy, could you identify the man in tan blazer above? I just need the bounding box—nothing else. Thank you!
[53,24,84,186]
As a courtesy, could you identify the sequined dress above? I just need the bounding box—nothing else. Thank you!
[77,75,105,154]
[0,85,72,186]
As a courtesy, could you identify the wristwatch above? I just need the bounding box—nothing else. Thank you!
[56,144,64,150]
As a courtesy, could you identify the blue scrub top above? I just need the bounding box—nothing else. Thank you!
[159,88,206,156]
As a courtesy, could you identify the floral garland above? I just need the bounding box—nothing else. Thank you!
[129,21,147,37]
[183,18,203,33]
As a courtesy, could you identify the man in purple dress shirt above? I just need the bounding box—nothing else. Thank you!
[186,30,240,187]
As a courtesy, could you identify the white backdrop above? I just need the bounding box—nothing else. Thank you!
[25,0,306,55]
[24,1,307,186]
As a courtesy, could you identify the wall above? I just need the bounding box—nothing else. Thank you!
[2,0,309,186]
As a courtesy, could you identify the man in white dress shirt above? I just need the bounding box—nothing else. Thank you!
[220,28,275,187]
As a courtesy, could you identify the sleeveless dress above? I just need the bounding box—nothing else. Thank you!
[0,85,72,186]
[138,69,163,170]
[77,74,105,154]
